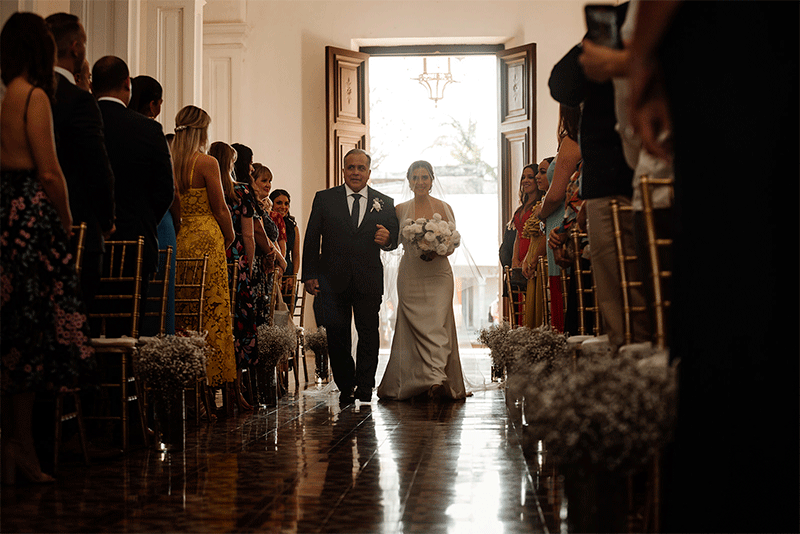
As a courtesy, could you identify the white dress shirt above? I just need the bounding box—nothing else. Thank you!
[54,66,76,85]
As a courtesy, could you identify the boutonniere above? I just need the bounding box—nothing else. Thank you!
[371,198,383,213]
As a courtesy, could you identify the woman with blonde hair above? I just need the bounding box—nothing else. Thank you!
[249,163,286,326]
[172,105,236,405]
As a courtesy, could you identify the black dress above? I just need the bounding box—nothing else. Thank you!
[1,168,95,394]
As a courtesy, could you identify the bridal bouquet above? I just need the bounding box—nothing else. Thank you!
[401,213,461,260]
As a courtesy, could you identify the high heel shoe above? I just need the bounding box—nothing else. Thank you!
[2,440,55,485]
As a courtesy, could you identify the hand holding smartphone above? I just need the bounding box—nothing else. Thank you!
[585,4,622,49]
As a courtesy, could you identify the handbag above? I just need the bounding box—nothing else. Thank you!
[498,225,517,268]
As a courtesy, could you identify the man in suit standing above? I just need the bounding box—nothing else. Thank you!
[93,55,174,334]
[45,13,115,315]
[303,149,399,405]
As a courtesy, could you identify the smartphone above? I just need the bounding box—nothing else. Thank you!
[584,4,622,49]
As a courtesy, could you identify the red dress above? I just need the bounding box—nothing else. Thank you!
[513,206,534,263]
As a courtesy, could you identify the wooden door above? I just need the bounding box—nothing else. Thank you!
[497,43,536,226]
[326,46,370,188]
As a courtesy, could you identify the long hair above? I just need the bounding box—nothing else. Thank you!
[515,163,539,216]
[172,105,211,194]
[558,104,581,144]
[269,188,295,225]
[129,75,162,117]
[209,141,237,203]
[231,143,253,184]
[0,12,56,100]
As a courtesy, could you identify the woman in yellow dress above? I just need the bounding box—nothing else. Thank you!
[171,105,236,390]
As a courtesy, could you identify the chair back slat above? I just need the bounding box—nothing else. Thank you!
[174,254,209,332]
[70,222,87,276]
[90,237,145,338]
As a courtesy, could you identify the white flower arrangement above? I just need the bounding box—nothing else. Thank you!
[401,212,461,260]
[257,323,296,369]
[371,198,383,212]
[524,354,678,474]
[135,331,209,390]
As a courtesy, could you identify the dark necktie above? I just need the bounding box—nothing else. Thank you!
[351,193,362,227]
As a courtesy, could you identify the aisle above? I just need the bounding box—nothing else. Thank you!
[1,352,548,533]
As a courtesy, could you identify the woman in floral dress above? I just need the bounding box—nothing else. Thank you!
[1,12,94,484]
[210,141,257,410]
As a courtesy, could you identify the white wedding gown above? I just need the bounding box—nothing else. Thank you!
[377,201,467,400]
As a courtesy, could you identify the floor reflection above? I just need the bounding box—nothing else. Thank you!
[1,352,545,533]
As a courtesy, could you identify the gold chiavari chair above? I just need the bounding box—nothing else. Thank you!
[610,199,648,346]
[142,246,174,336]
[282,274,303,387]
[174,254,214,424]
[537,256,551,328]
[70,222,87,277]
[293,278,313,382]
[640,175,674,350]
[52,223,91,473]
[570,228,601,336]
[503,266,527,327]
[85,237,149,452]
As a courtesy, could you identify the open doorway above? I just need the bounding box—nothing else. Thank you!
[367,54,500,349]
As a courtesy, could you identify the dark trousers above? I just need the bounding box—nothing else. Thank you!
[318,285,381,394]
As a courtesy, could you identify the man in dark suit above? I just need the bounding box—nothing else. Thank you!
[46,13,115,314]
[302,149,399,405]
[93,55,174,334]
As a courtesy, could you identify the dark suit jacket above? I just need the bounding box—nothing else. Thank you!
[52,73,115,253]
[98,99,174,273]
[302,185,399,295]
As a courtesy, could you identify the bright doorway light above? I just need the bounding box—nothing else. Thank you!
[369,55,500,348]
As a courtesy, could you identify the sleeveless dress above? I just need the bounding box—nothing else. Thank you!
[175,157,236,387]
[225,183,258,366]
[377,201,467,401]
[1,89,95,394]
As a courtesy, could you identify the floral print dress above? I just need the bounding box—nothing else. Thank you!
[226,183,258,366]
[1,169,95,394]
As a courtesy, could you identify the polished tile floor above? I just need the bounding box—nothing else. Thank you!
[2,350,562,533]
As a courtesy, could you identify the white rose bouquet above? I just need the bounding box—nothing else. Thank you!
[401,212,461,261]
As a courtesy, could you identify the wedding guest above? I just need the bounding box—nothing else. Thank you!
[1,12,94,484]
[74,59,91,92]
[172,106,236,398]
[251,163,287,324]
[536,105,582,332]
[270,189,300,302]
[128,74,179,335]
[550,15,648,346]
[521,157,553,328]
[210,140,255,411]
[629,2,798,530]
[93,55,173,335]
[46,12,115,318]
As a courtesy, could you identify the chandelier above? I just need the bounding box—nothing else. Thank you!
[412,57,457,107]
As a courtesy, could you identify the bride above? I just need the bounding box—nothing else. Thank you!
[377,161,467,401]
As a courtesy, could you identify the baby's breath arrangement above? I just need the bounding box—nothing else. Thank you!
[135,331,208,390]
[524,355,678,474]
[303,326,327,355]
[478,321,512,371]
[257,323,296,368]
[479,323,569,377]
